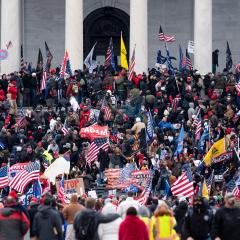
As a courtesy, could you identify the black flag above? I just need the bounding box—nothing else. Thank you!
[44,41,53,72]
[226,41,233,71]
[36,48,43,73]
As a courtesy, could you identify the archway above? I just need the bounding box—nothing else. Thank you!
[83,7,130,66]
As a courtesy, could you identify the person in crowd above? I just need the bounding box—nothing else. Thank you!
[73,197,119,240]
[28,197,40,240]
[150,202,179,240]
[63,194,85,240]
[0,194,29,240]
[32,196,63,240]
[97,202,122,240]
[182,196,213,240]
[118,207,149,240]
[212,193,240,240]
[117,191,141,218]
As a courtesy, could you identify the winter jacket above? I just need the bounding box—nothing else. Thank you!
[212,206,240,240]
[117,197,141,219]
[8,85,17,100]
[28,204,39,237]
[74,209,119,240]
[32,205,63,240]
[98,217,122,240]
[0,207,29,240]
[119,215,149,240]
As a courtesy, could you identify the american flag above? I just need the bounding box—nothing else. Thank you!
[60,51,73,77]
[44,41,53,72]
[15,116,27,129]
[171,172,194,198]
[58,176,67,204]
[109,129,119,144]
[61,120,69,135]
[0,166,9,188]
[9,162,40,193]
[205,170,214,194]
[193,116,202,141]
[158,25,175,42]
[172,95,181,112]
[20,45,26,71]
[104,38,114,69]
[235,81,240,94]
[118,164,136,184]
[186,49,193,70]
[40,71,47,90]
[128,46,136,81]
[232,186,240,199]
[101,102,112,121]
[86,138,109,165]
[136,182,152,205]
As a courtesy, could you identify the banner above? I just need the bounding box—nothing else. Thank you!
[80,124,109,140]
[56,178,85,195]
[212,151,233,164]
[105,168,153,190]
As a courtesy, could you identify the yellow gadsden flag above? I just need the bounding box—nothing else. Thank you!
[120,32,128,70]
[204,138,225,166]
[201,179,209,199]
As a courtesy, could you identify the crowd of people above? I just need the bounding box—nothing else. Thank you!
[0,60,240,239]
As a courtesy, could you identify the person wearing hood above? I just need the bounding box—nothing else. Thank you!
[32,196,63,240]
[97,202,122,240]
[0,193,29,240]
[28,197,39,240]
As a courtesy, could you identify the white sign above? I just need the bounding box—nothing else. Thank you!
[88,190,98,199]
[188,41,195,54]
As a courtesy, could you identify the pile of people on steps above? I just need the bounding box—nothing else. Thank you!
[0,63,240,240]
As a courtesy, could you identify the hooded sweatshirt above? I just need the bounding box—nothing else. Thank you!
[32,205,63,240]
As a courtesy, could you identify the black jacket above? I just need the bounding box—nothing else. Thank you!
[28,204,39,237]
[74,209,119,240]
[212,206,240,240]
[32,205,63,240]
[182,207,213,240]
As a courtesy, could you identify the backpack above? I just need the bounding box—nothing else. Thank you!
[75,210,95,240]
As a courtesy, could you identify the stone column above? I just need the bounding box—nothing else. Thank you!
[194,0,212,74]
[65,0,83,70]
[0,0,21,74]
[130,0,148,74]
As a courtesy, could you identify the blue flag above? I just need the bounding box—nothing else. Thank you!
[174,126,184,155]
[33,179,42,200]
[198,123,209,152]
[146,111,154,143]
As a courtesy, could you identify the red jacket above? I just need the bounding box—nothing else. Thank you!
[0,89,5,101]
[0,207,29,240]
[119,215,149,240]
[8,85,17,100]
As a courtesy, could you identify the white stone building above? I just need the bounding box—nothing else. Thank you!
[0,0,240,75]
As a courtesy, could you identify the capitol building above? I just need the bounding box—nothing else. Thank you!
[0,0,239,74]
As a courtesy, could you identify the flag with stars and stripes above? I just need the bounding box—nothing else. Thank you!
[9,162,40,193]
[235,81,240,94]
[40,71,47,90]
[104,38,115,70]
[58,176,67,204]
[20,45,26,71]
[172,95,181,112]
[61,119,69,136]
[193,116,202,141]
[0,166,9,188]
[128,46,136,81]
[86,138,109,165]
[186,49,193,70]
[101,101,112,121]
[171,172,194,198]
[60,51,73,77]
[118,164,136,184]
[136,181,152,205]
[206,170,214,194]
[158,25,175,42]
[146,110,154,143]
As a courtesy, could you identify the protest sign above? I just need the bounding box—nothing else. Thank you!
[56,178,85,195]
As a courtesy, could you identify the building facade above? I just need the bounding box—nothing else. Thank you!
[0,0,240,75]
